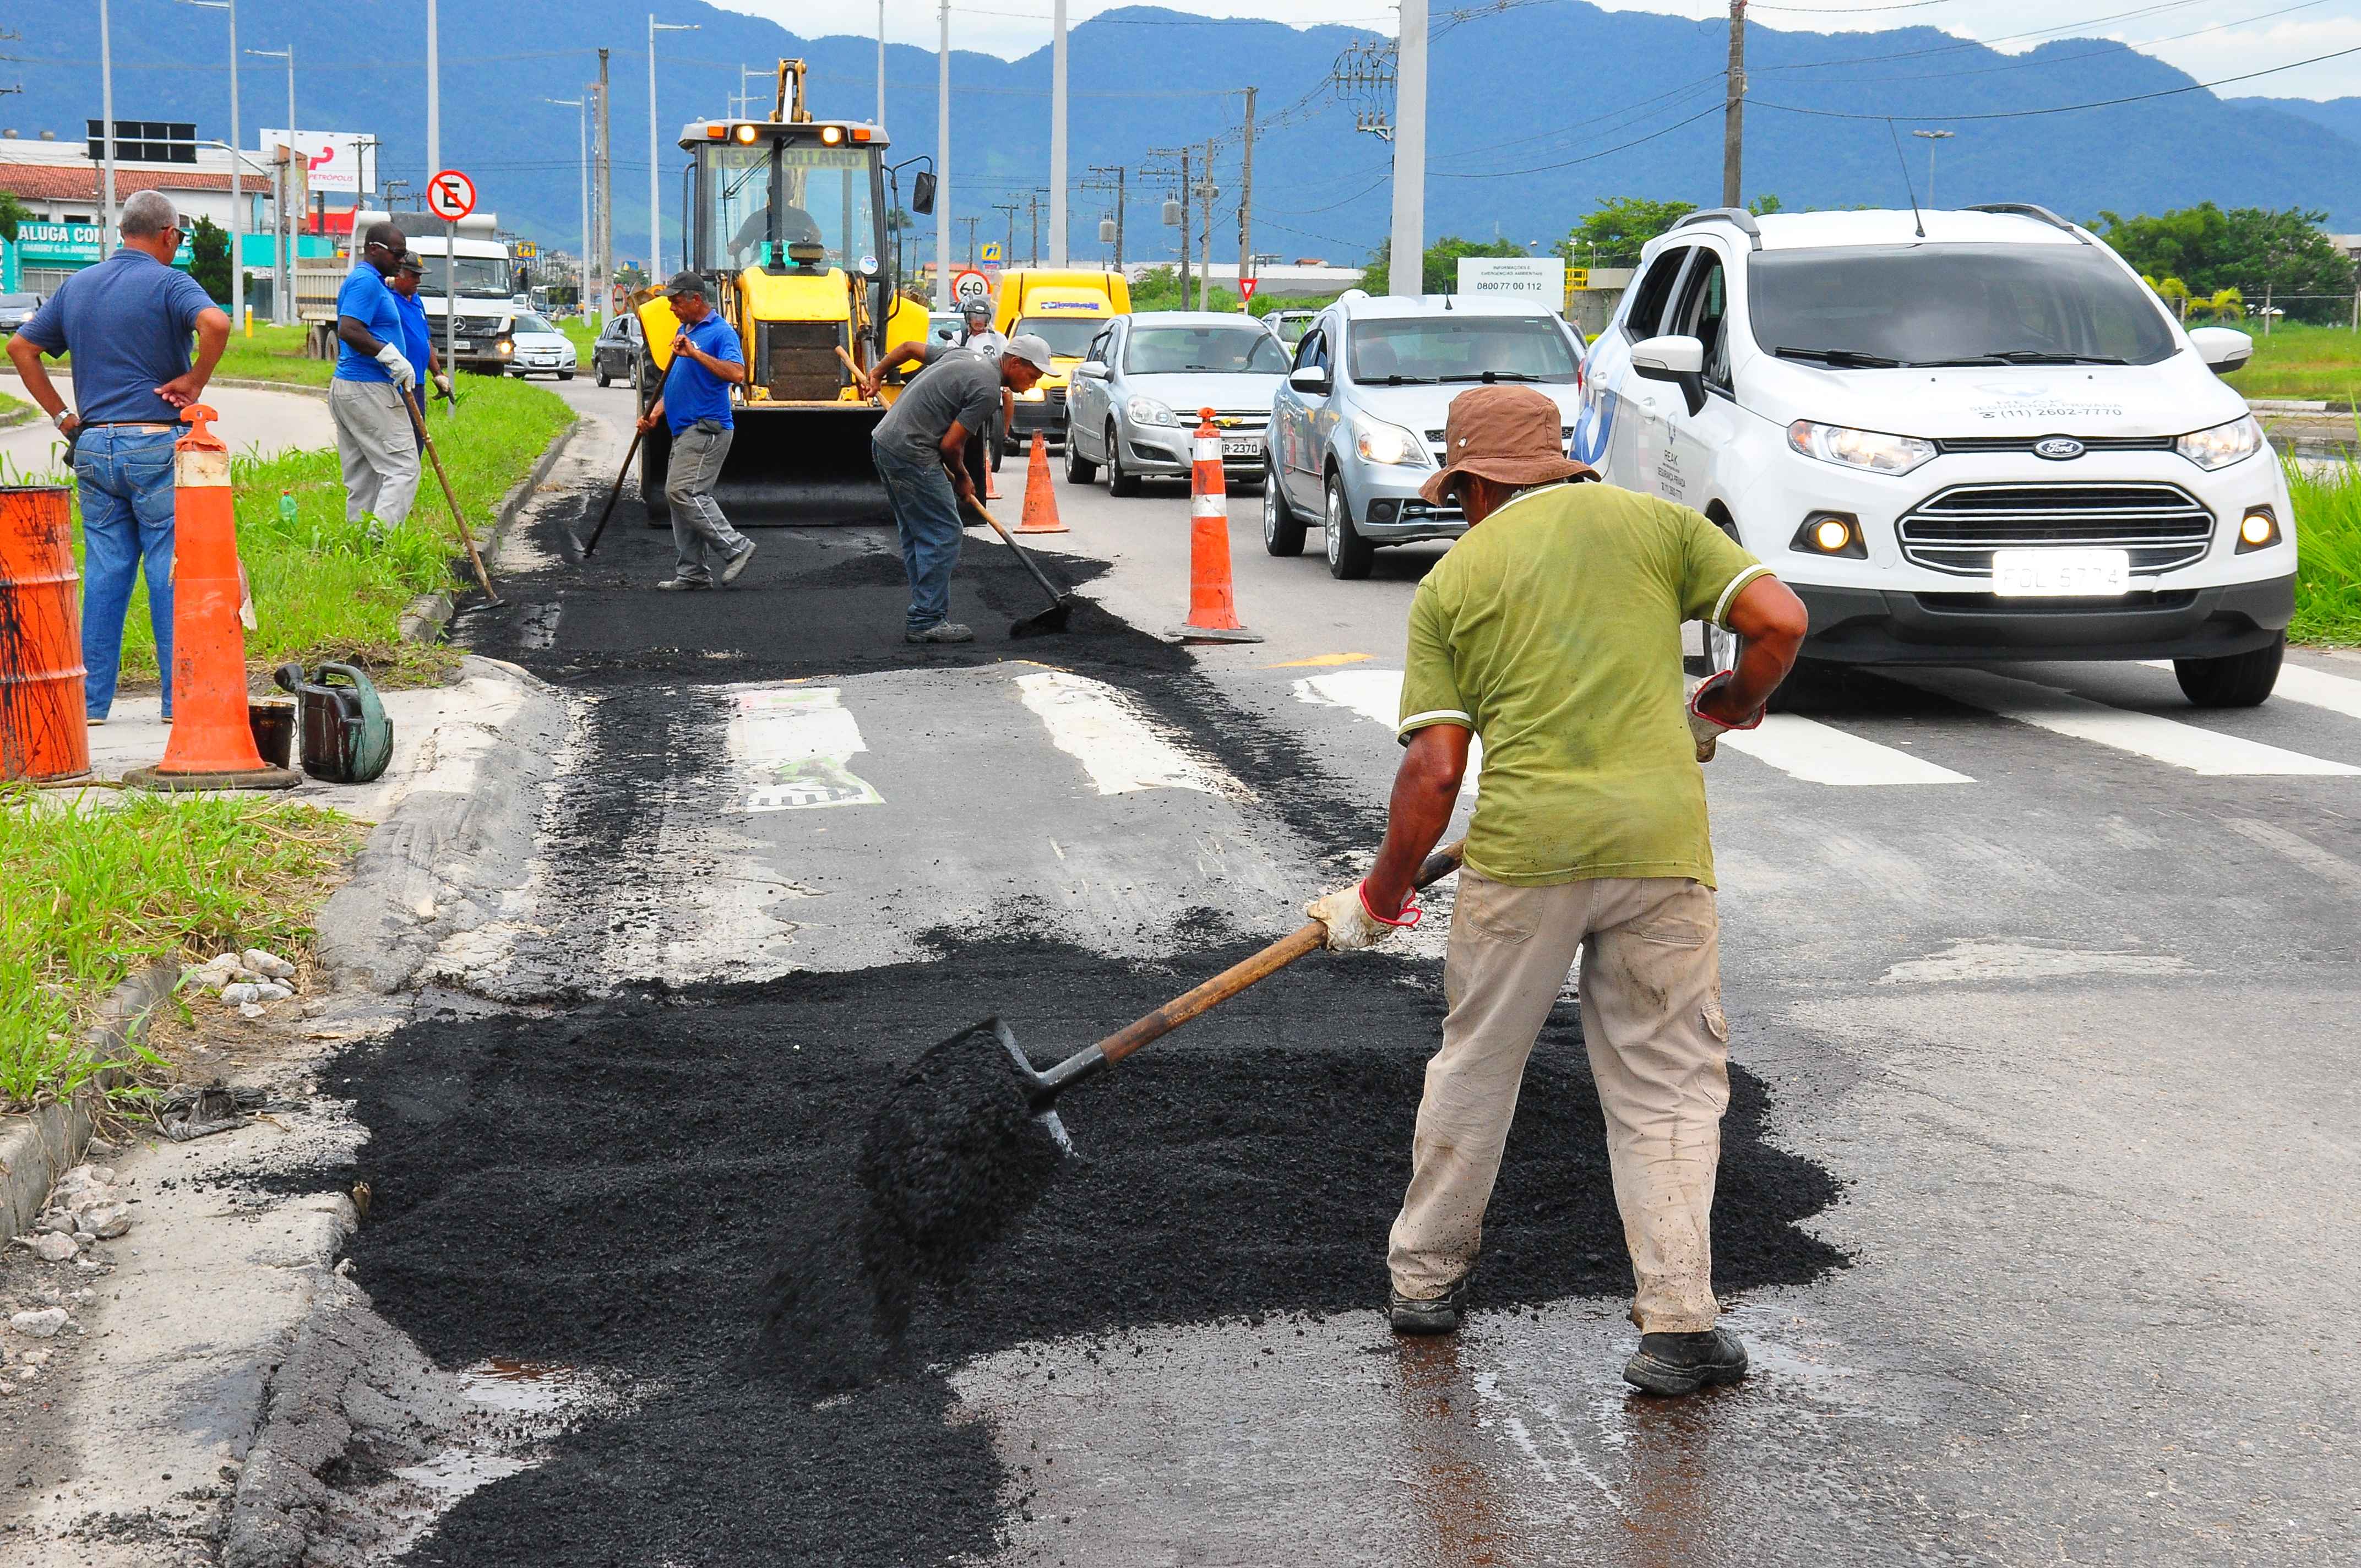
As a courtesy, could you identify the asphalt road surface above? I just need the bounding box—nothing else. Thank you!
[363,372,2357,1564]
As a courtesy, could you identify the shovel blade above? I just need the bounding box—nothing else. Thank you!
[980,1018,1081,1157]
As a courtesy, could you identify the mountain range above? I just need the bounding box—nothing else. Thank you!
[10,1,2361,270]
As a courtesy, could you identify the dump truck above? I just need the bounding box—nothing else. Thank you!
[633,59,934,526]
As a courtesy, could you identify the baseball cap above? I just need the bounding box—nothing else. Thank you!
[660,270,710,298]
[1002,334,1054,373]
[1418,384,1592,506]
[396,253,425,275]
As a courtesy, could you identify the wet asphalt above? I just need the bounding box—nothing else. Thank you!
[350,374,2360,1564]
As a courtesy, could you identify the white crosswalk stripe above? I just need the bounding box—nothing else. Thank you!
[1717,715,1974,786]
[2141,657,2361,725]
[1015,670,1234,796]
[730,685,884,812]
[1894,667,2361,776]
[1293,669,1482,792]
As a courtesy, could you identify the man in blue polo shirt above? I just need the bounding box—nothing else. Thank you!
[330,220,420,534]
[388,252,453,404]
[5,189,229,724]
[634,271,756,590]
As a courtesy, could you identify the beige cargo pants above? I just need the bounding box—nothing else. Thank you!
[1387,870,1731,1333]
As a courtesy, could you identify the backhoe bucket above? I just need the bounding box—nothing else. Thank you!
[641,404,894,529]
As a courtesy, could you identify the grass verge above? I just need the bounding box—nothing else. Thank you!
[2289,451,2361,645]
[2223,324,2361,405]
[0,386,31,427]
[0,787,360,1109]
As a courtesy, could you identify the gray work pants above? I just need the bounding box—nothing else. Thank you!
[330,378,420,532]
[1388,871,1731,1333]
[665,422,749,584]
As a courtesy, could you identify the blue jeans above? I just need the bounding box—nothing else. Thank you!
[74,426,177,719]
[873,437,964,634]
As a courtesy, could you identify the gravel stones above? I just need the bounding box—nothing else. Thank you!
[184,949,301,1014]
[10,1307,69,1338]
[16,1232,78,1263]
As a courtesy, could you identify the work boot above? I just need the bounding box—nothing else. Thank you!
[721,540,758,584]
[656,577,712,591]
[904,622,975,644]
[1622,1327,1748,1396]
[1387,1277,1470,1335]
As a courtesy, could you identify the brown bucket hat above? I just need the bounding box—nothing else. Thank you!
[1418,384,1593,505]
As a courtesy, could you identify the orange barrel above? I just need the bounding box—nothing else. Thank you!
[0,484,90,783]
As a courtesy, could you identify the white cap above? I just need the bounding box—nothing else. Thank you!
[1003,334,1054,373]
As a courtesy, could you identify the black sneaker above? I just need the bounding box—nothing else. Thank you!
[1387,1277,1470,1335]
[1622,1326,1748,1396]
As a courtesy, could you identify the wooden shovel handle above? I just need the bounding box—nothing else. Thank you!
[1095,840,1466,1066]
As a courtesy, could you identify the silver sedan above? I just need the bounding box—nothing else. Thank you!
[1061,313,1291,496]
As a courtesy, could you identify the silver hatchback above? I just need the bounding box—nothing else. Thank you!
[1061,313,1292,496]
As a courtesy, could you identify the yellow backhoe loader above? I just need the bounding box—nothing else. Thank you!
[632,59,934,526]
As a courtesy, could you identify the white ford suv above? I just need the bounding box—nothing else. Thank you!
[1578,205,2295,706]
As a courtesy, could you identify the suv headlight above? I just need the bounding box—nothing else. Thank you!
[2175,414,2262,471]
[1354,417,1429,467]
[1786,420,1934,476]
[1126,395,1178,427]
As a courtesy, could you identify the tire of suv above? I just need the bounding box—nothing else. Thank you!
[1107,425,1140,497]
[1704,616,1822,715]
[1263,463,1306,557]
[1325,473,1374,580]
[2174,631,2283,708]
[596,368,611,388]
[1064,428,1098,484]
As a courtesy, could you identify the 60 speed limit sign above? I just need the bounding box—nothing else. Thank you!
[952,269,991,308]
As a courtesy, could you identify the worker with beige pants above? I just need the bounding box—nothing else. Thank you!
[1304,384,1808,1398]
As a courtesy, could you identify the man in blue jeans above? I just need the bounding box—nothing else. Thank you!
[863,333,1051,643]
[7,190,230,723]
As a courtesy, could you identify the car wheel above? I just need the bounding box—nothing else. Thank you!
[1064,428,1098,484]
[1263,460,1306,557]
[1107,425,1140,497]
[596,369,610,388]
[1704,622,1821,714]
[2174,631,2283,707]
[1324,473,1373,580]
[559,371,575,382]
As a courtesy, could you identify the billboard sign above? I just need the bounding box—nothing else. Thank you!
[258,129,377,195]
[9,222,193,269]
[1457,256,1565,308]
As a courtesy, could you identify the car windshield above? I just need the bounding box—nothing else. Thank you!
[1125,326,1289,375]
[1346,315,1576,383]
[1749,243,2179,367]
[514,314,556,334]
[414,256,513,300]
[0,293,38,309]
[704,142,878,272]
[1014,316,1104,358]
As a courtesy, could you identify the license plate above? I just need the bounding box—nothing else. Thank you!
[451,339,473,351]
[1222,436,1262,458]
[1990,548,2130,597]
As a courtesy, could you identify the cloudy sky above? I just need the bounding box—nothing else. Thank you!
[711,0,2361,99]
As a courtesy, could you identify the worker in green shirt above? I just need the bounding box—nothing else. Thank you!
[1303,385,1808,1397]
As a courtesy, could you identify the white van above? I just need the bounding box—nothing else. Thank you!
[1577,205,2295,706]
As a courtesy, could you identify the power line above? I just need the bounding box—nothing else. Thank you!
[1751,37,2361,121]
[1430,101,1726,178]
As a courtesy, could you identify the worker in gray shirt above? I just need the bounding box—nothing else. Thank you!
[861,335,1051,643]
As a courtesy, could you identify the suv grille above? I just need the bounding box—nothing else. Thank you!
[1930,434,2177,456]
[1896,482,2215,576]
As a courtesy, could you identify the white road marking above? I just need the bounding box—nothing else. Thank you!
[1894,667,2361,776]
[518,601,562,650]
[2223,817,2361,892]
[1015,670,1230,796]
[1720,716,1974,785]
[1877,939,2197,986]
[1293,669,1483,790]
[730,686,883,811]
[2142,657,2361,725]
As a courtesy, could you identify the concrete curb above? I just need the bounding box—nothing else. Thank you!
[398,414,582,646]
[311,654,568,994]
[209,374,331,400]
[0,959,182,1240]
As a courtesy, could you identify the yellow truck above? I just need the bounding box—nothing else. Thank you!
[992,268,1130,450]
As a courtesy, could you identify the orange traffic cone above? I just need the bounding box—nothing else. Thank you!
[0,483,90,783]
[1170,407,1262,645]
[1015,432,1067,533]
[124,406,301,792]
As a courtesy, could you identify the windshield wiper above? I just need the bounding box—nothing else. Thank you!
[1774,346,1903,368]
[1366,374,1439,385]
[1916,351,2130,367]
[1438,370,1543,383]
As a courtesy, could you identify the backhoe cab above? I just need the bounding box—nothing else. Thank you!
[634,58,932,527]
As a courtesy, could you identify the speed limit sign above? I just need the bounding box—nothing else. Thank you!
[952,268,990,308]
[426,169,477,221]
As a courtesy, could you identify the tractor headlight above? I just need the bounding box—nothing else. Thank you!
[1127,395,1178,427]
[733,123,759,145]
[1354,417,1429,467]
[2176,414,2262,471]
[1786,419,1935,475]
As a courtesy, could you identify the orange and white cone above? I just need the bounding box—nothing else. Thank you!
[1170,407,1262,645]
[124,406,301,791]
[1015,432,1067,533]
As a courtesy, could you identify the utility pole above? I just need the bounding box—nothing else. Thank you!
[993,199,1021,266]
[594,52,612,318]
[877,0,886,128]
[1237,87,1256,313]
[99,0,117,235]
[958,214,980,266]
[1723,0,1746,209]
[1177,148,1191,304]
[1389,0,1427,298]
[1049,0,1069,265]
[1029,189,1042,265]
[937,0,952,307]
[1200,137,1217,310]
[1085,164,1125,270]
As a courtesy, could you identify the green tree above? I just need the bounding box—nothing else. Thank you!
[1554,196,1698,270]
[189,215,233,304]
[1359,235,1528,296]
[0,188,30,243]
[2097,203,2356,324]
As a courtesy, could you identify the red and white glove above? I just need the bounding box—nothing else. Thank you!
[1305,881,1422,952]
[1688,670,1764,763]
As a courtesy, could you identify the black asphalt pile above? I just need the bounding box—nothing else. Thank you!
[319,937,1845,1565]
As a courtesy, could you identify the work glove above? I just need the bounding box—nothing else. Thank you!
[374,341,417,393]
[1687,670,1764,763]
[432,372,455,401]
[1305,881,1422,953]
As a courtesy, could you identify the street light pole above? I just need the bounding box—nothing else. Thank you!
[178,0,245,331]
[426,0,440,190]
[99,0,117,236]
[937,0,952,308]
[649,16,698,279]
[1049,0,1068,265]
[549,99,588,314]
[1912,128,1955,208]
[878,0,888,129]
[1388,0,1427,298]
[247,45,293,325]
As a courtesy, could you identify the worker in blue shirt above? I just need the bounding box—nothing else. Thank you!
[388,253,453,404]
[634,272,757,590]
[330,220,420,535]
[4,190,230,725]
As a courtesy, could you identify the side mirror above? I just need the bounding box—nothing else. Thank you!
[1076,361,1111,380]
[910,171,938,216]
[1630,333,1706,415]
[1288,365,1331,396]
[2189,325,2254,376]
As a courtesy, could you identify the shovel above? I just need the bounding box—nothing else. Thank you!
[568,424,645,560]
[971,839,1465,1155]
[958,493,1075,638]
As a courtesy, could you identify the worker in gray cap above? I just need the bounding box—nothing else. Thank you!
[635,271,757,591]
[861,334,1052,643]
